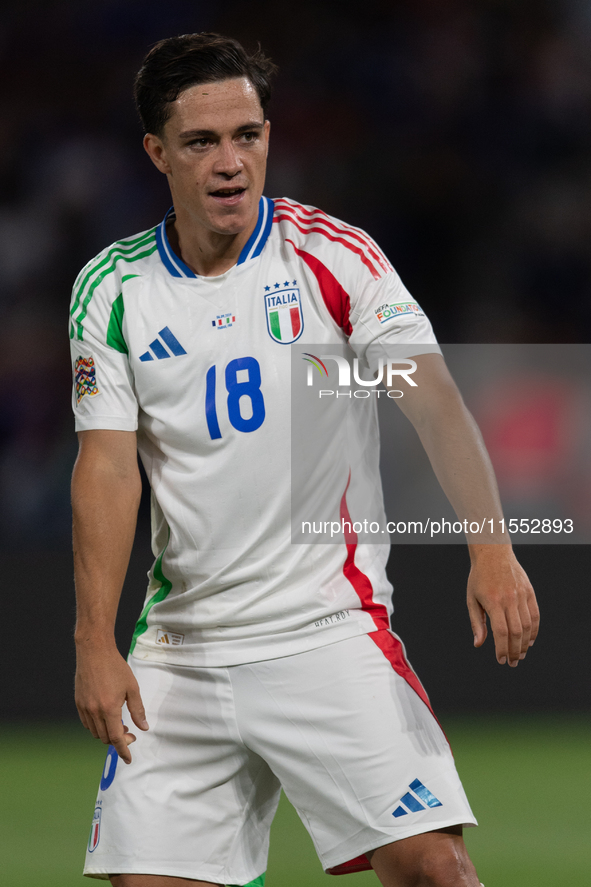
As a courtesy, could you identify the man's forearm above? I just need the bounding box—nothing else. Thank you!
[415,394,509,544]
[72,435,142,646]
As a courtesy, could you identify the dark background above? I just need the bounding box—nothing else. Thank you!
[1,0,589,718]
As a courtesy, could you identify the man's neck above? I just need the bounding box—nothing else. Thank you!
[168,203,259,277]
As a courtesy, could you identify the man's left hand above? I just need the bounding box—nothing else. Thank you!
[467,545,540,666]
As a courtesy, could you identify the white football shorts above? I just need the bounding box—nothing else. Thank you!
[83,631,476,884]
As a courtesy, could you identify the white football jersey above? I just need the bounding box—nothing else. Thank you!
[70,197,439,667]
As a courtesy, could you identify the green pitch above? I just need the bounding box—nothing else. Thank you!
[1,717,589,886]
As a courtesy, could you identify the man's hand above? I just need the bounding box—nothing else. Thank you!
[75,642,149,764]
[467,545,540,667]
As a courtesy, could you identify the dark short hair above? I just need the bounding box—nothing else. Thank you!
[134,32,277,136]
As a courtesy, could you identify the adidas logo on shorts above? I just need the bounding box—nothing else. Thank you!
[392,778,442,817]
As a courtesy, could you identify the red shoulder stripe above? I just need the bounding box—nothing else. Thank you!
[275,199,393,272]
[285,238,353,335]
[275,210,382,281]
[275,197,393,270]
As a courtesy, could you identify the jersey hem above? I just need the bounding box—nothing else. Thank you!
[131,615,376,667]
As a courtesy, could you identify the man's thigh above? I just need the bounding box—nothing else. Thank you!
[84,659,280,885]
[368,826,481,887]
[231,632,477,875]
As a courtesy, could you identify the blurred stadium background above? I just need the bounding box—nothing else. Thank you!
[0,1,589,884]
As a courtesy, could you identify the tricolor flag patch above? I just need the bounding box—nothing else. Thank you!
[265,287,303,344]
[88,805,101,852]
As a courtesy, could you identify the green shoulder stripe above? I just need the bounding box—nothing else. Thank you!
[70,228,155,320]
[106,293,128,353]
[70,228,157,340]
[129,532,172,656]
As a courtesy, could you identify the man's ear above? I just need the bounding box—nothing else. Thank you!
[143,133,171,175]
[264,118,271,158]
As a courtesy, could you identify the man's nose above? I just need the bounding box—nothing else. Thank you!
[213,139,242,177]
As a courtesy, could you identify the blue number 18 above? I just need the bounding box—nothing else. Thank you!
[205,356,266,440]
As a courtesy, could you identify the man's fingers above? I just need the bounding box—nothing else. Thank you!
[467,594,487,647]
[105,716,133,764]
[527,587,540,646]
[517,597,533,657]
[505,605,524,666]
[79,710,100,740]
[127,685,149,732]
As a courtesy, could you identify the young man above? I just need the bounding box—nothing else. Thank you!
[71,33,539,887]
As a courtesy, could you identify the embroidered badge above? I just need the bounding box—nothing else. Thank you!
[264,283,303,344]
[75,356,99,404]
[374,302,424,324]
[88,805,102,852]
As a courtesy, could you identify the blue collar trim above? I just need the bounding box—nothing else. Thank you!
[156,197,274,278]
[237,197,274,264]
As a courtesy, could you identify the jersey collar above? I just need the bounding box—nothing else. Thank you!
[155,196,274,278]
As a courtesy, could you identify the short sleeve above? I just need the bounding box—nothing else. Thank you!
[69,267,138,433]
[348,270,441,373]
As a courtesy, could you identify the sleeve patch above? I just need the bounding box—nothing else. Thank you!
[375,302,424,324]
[75,356,100,404]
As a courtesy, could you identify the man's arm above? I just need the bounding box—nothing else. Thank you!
[392,352,540,667]
[72,429,148,763]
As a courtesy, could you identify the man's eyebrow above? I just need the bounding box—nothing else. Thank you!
[178,122,265,139]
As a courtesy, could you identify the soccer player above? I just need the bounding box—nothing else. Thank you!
[70,33,539,887]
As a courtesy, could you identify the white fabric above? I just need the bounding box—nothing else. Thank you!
[83,635,476,881]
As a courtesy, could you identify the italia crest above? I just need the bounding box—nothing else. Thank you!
[88,806,101,852]
[264,285,303,344]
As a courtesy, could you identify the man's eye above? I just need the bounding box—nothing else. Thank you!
[188,138,211,148]
[241,132,258,142]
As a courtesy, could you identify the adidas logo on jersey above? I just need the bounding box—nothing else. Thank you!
[139,327,187,362]
[392,778,442,818]
[156,629,185,646]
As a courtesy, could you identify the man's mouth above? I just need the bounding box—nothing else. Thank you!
[209,187,246,205]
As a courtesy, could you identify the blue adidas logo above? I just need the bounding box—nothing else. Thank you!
[140,327,187,362]
[392,778,442,818]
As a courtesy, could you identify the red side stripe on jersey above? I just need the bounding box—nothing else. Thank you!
[275,198,393,274]
[276,211,382,281]
[285,238,353,335]
[339,475,436,718]
[339,473,389,631]
[368,630,434,716]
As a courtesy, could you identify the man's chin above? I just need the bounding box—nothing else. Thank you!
[207,207,257,238]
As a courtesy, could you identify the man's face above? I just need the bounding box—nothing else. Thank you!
[144,77,270,237]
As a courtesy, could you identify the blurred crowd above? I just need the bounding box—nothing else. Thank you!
[1,0,590,547]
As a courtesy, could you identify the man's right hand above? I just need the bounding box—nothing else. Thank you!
[75,643,149,764]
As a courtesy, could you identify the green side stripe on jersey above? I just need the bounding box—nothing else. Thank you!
[70,228,156,339]
[72,239,157,341]
[129,533,172,656]
[106,293,128,354]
